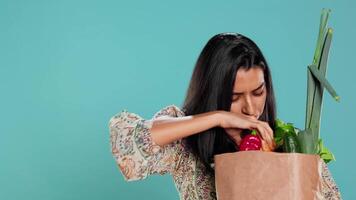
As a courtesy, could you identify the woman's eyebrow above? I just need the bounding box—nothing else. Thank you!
[233,82,265,95]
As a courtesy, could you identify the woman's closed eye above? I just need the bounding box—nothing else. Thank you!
[253,89,264,96]
[232,89,264,102]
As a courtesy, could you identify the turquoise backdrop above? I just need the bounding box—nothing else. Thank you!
[1,0,355,199]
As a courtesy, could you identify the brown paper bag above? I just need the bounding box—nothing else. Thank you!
[214,151,323,200]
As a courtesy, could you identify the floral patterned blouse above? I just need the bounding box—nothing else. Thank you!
[109,104,342,200]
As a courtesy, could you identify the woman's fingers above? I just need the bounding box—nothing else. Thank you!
[234,114,275,151]
[262,126,275,150]
[250,120,275,151]
[259,126,273,150]
[260,121,275,150]
[261,139,273,151]
[248,122,265,140]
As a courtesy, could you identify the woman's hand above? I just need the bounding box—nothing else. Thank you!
[218,111,276,151]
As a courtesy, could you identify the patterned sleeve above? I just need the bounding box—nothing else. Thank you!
[109,104,185,181]
[321,161,342,199]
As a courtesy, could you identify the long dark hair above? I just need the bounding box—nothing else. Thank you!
[181,33,277,175]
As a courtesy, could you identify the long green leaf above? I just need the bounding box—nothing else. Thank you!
[313,8,331,65]
[305,66,316,129]
[297,128,318,154]
[308,64,340,102]
[305,9,331,129]
[308,27,333,142]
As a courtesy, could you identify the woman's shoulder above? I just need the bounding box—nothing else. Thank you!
[153,104,186,119]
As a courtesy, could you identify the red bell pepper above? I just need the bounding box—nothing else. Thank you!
[239,130,262,151]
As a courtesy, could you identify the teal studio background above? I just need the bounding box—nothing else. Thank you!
[0,0,355,199]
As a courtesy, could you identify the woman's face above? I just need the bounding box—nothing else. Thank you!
[230,67,267,120]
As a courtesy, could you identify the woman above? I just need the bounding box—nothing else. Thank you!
[109,33,341,199]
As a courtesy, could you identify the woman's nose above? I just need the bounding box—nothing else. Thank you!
[242,96,257,117]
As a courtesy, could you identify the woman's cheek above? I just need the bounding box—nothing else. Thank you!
[255,95,267,115]
[230,102,241,113]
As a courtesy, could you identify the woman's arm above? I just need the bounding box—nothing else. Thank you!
[109,105,223,181]
[150,111,221,146]
[151,109,275,150]
[109,105,189,181]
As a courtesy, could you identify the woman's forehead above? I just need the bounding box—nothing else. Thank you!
[233,67,265,93]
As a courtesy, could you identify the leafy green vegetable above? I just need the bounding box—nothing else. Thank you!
[318,139,335,164]
[283,135,301,153]
[274,119,301,153]
[274,119,335,163]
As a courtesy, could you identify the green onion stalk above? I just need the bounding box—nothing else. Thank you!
[274,9,340,164]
